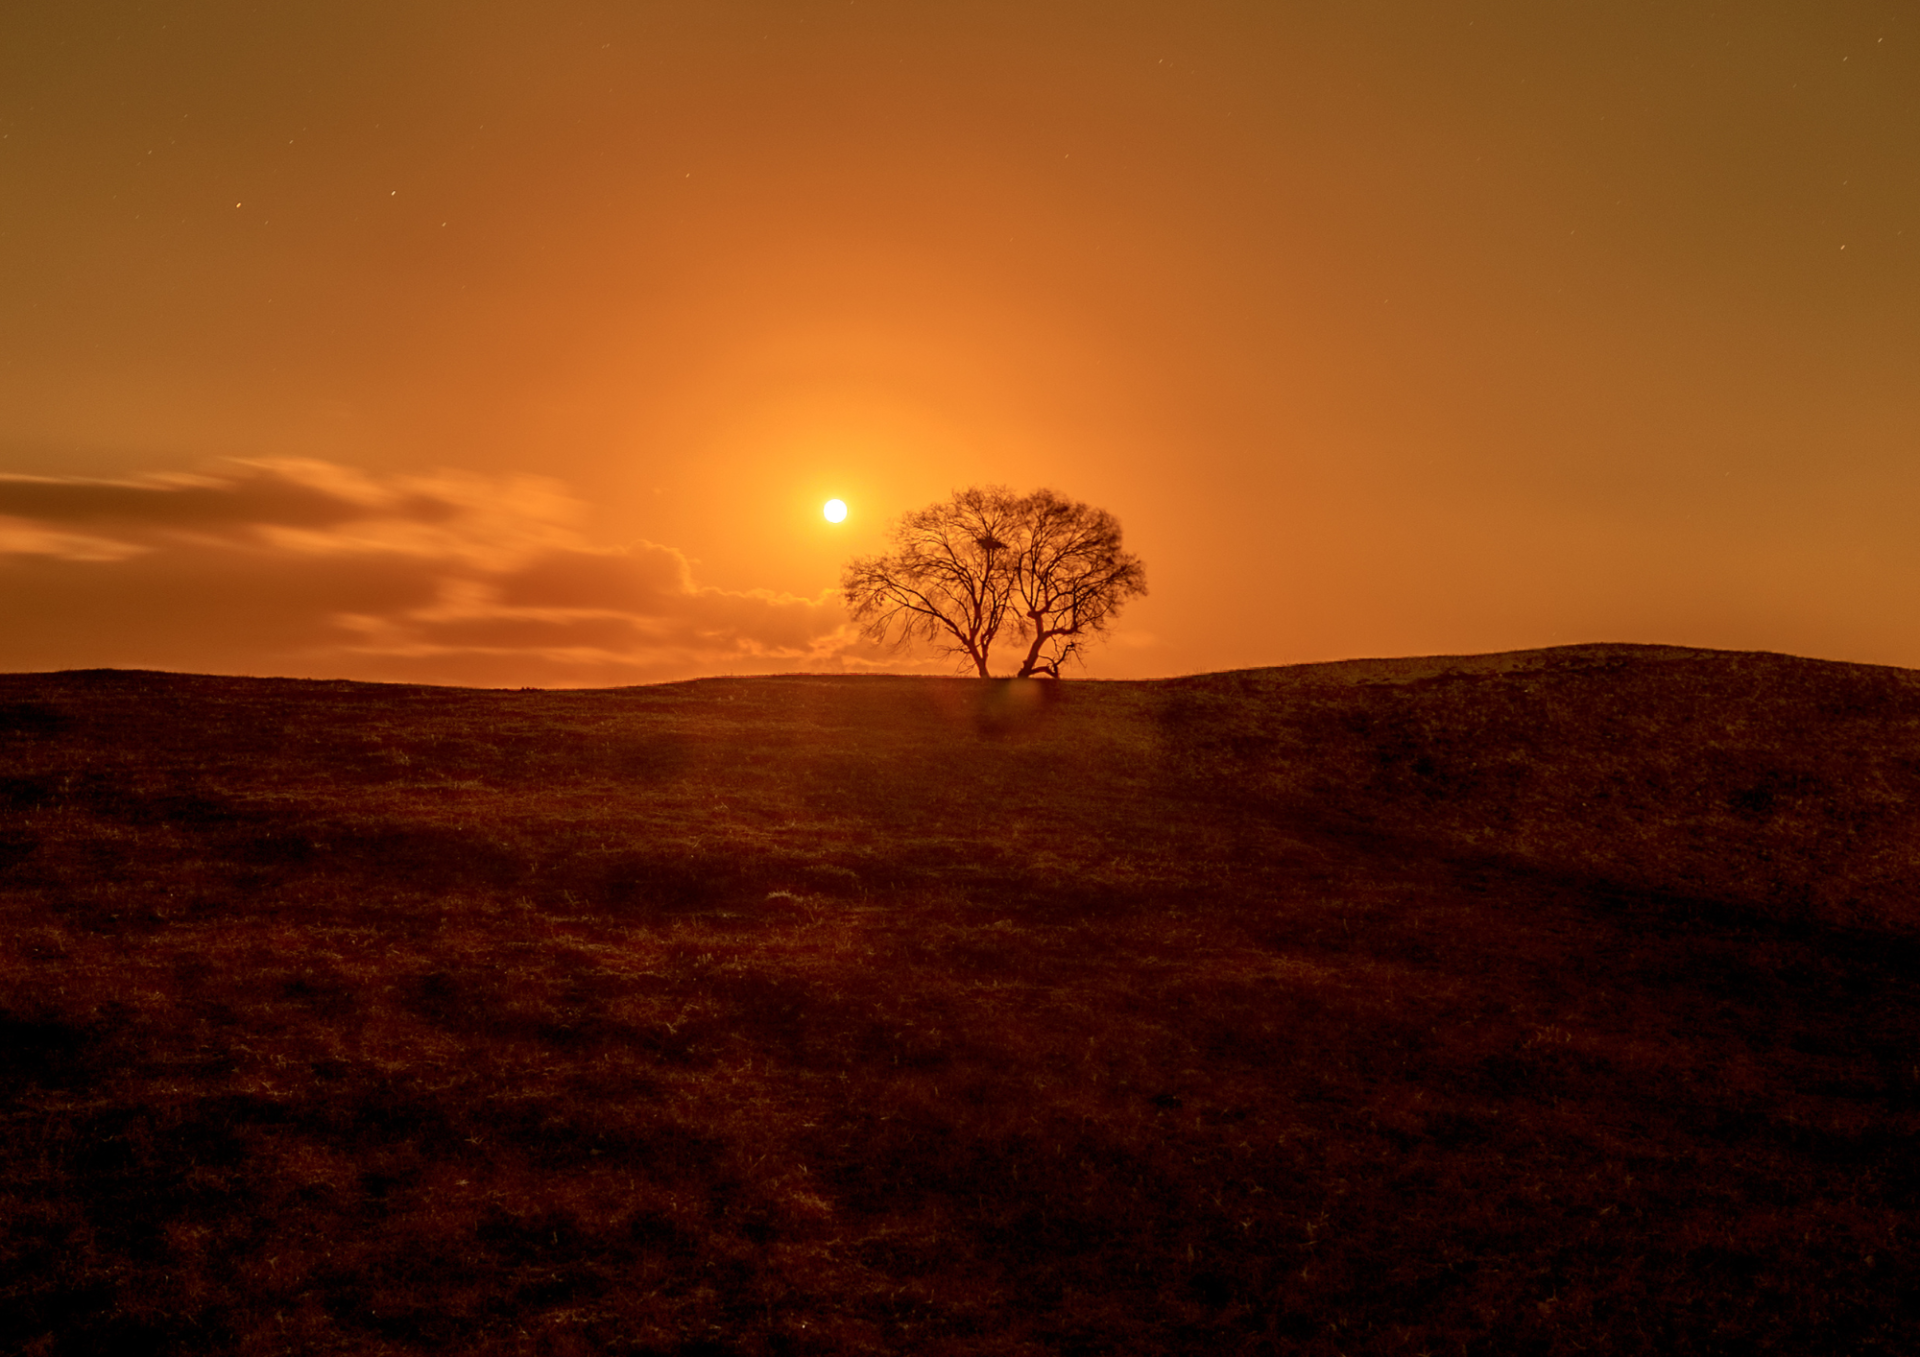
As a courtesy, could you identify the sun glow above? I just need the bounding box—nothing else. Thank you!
[823,499,847,523]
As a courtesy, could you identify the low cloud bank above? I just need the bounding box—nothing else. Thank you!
[0,459,877,685]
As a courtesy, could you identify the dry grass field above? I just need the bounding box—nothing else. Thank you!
[1,643,1917,1355]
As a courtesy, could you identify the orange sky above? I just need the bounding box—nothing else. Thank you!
[2,1,1916,684]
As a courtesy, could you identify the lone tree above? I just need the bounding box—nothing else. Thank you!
[841,486,1147,677]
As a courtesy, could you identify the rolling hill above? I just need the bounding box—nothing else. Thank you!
[1,643,1916,1354]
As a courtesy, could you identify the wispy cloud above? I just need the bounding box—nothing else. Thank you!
[0,459,876,685]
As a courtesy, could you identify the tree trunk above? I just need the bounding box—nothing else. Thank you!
[1015,620,1054,679]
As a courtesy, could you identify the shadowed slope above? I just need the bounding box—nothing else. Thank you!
[1,645,1916,1355]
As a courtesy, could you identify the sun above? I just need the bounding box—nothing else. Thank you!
[823,499,848,523]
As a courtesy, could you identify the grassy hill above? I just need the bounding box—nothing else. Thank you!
[1,643,1917,1354]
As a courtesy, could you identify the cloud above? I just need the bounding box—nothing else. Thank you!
[0,518,150,562]
[0,462,393,533]
[0,458,875,685]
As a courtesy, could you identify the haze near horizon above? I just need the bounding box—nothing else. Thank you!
[2,1,1916,685]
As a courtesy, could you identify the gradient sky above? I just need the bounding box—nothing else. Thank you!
[2,1,1915,685]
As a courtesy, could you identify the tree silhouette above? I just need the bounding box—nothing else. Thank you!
[841,487,1146,677]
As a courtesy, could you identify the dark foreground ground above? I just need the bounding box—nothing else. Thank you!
[1,643,1917,1355]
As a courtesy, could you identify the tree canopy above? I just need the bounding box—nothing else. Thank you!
[841,487,1147,677]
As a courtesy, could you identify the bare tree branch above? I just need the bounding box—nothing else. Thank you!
[840,486,1146,678]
